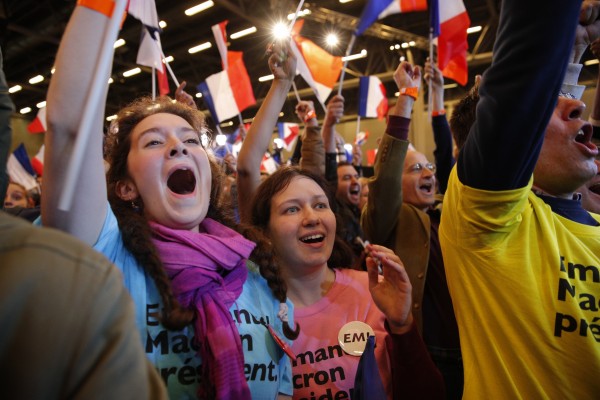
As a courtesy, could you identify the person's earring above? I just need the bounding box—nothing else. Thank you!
[131,200,140,213]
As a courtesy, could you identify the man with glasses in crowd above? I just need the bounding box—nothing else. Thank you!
[362,59,463,399]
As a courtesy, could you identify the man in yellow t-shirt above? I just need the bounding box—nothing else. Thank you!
[440,0,600,398]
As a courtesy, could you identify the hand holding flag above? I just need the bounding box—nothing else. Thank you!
[174,81,197,109]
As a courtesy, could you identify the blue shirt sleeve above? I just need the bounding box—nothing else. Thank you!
[457,0,581,191]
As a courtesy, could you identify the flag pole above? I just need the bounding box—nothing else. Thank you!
[152,66,156,100]
[337,34,356,96]
[356,115,361,137]
[161,49,180,87]
[428,29,434,121]
[58,0,128,211]
[288,0,305,31]
[291,80,302,103]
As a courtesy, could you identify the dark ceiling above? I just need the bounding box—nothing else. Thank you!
[3,0,595,131]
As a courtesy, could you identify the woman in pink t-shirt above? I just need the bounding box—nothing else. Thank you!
[249,167,444,399]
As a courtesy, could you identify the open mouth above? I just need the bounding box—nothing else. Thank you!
[167,168,196,194]
[300,234,325,244]
[589,182,600,195]
[420,182,433,193]
[575,126,593,146]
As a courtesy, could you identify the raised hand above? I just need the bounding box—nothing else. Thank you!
[365,244,413,334]
[267,40,296,82]
[175,81,197,109]
[295,100,315,122]
[573,0,600,62]
[393,61,422,91]
[324,95,344,127]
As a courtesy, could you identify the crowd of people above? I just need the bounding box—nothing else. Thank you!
[2,0,600,399]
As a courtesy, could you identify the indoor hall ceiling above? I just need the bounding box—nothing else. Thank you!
[3,0,593,132]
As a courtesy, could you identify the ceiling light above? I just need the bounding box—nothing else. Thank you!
[585,59,600,66]
[20,107,32,114]
[29,75,44,84]
[108,77,114,84]
[408,41,416,47]
[401,43,409,49]
[259,74,274,82]
[123,67,141,77]
[51,67,56,74]
[341,49,367,62]
[272,22,289,40]
[9,85,22,94]
[325,33,339,47]
[443,83,458,89]
[339,0,352,3]
[188,42,212,54]
[163,56,174,63]
[159,20,167,29]
[279,112,284,117]
[467,26,482,34]
[195,92,203,98]
[114,38,126,48]
[36,101,46,108]
[230,26,257,40]
[106,115,117,121]
[185,1,214,16]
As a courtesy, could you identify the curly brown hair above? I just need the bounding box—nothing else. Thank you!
[104,96,298,339]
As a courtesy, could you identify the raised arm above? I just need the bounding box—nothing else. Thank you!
[295,100,325,175]
[237,41,296,223]
[424,59,453,194]
[362,62,421,245]
[42,4,118,245]
[322,95,344,185]
[457,0,583,190]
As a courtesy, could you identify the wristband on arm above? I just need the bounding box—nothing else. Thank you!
[399,87,419,100]
[304,109,316,123]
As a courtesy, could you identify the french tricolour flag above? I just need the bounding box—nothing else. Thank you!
[212,21,229,69]
[431,0,470,85]
[356,0,427,35]
[137,27,169,96]
[7,143,38,190]
[198,51,256,124]
[277,122,300,151]
[260,153,279,175]
[358,76,388,120]
[27,106,47,134]
[291,21,342,105]
[31,145,44,177]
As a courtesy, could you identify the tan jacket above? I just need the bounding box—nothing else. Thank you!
[0,212,167,399]
[361,134,431,333]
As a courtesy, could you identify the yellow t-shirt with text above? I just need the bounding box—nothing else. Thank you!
[440,168,600,399]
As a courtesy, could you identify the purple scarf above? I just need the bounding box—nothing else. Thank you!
[149,218,256,400]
